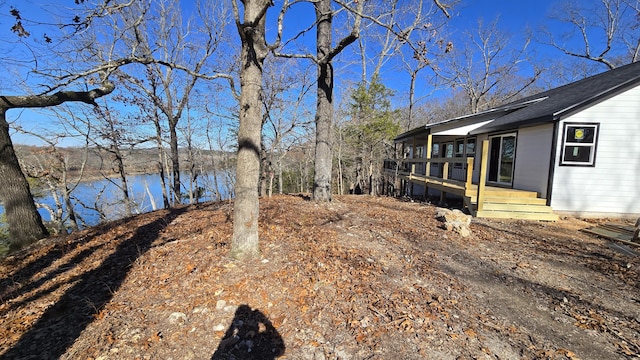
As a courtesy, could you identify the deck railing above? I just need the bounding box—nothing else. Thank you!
[384,156,475,190]
[384,140,491,214]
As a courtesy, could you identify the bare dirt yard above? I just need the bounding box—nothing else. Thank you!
[1,195,639,360]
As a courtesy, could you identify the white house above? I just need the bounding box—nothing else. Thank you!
[387,61,640,219]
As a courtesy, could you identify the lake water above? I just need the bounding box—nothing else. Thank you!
[0,171,233,229]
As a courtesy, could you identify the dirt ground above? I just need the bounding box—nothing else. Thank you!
[1,195,638,360]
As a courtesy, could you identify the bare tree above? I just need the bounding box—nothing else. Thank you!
[0,78,114,249]
[180,108,205,204]
[310,0,365,201]
[16,135,87,234]
[103,0,231,205]
[277,0,452,201]
[354,0,451,130]
[440,18,541,114]
[274,0,366,201]
[203,105,237,202]
[230,0,273,260]
[87,105,136,216]
[539,0,640,70]
[261,58,314,197]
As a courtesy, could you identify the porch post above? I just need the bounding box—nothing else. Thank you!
[440,161,449,205]
[392,142,398,196]
[425,134,432,201]
[465,157,473,190]
[410,137,416,197]
[400,141,406,196]
[477,140,490,213]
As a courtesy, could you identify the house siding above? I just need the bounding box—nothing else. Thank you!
[550,84,640,215]
[512,124,554,198]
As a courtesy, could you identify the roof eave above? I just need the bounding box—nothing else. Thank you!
[394,125,431,142]
[469,115,555,135]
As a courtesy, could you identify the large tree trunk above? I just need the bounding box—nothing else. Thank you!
[169,118,181,205]
[230,0,270,260]
[259,144,268,197]
[0,111,49,248]
[313,0,334,202]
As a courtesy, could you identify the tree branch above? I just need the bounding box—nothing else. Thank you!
[0,76,115,110]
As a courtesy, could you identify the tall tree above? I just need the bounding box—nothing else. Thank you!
[230,0,272,260]
[311,0,365,201]
[278,0,451,201]
[353,0,451,130]
[85,104,137,216]
[0,78,114,249]
[344,75,400,195]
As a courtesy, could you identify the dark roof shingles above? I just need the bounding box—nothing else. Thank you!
[473,61,640,133]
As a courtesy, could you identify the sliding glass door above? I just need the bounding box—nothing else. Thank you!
[488,133,516,186]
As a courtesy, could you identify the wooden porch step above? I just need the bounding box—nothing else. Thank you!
[481,202,554,213]
[465,195,558,222]
[467,196,548,205]
[465,189,539,199]
[483,189,538,198]
[475,210,559,221]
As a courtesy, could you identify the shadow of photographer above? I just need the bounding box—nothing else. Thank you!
[211,304,285,360]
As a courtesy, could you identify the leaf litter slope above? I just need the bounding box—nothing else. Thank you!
[0,195,638,359]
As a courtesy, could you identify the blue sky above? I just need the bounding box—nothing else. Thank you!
[1,0,624,147]
[452,0,556,32]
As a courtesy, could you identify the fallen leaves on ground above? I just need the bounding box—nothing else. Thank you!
[1,195,639,359]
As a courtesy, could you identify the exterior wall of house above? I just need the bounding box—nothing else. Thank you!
[550,84,640,216]
[512,124,554,198]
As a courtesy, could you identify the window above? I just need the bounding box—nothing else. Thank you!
[432,143,440,157]
[561,123,599,166]
[455,139,465,157]
[466,138,476,155]
[444,142,454,158]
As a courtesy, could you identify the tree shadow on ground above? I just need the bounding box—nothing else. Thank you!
[0,207,186,360]
[211,304,285,360]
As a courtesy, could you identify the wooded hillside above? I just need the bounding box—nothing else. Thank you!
[1,195,638,359]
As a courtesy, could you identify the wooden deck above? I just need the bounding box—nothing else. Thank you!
[385,140,558,221]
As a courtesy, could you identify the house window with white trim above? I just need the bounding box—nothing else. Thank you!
[561,123,599,166]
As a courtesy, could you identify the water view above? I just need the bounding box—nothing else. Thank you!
[0,171,233,230]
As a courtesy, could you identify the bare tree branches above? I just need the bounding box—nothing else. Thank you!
[439,18,541,114]
[0,75,114,110]
[539,0,639,69]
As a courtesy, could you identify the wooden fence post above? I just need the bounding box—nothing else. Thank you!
[440,161,449,205]
[477,140,490,214]
[425,134,432,200]
[465,157,473,191]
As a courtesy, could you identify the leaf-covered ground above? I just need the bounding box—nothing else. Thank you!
[1,195,639,359]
